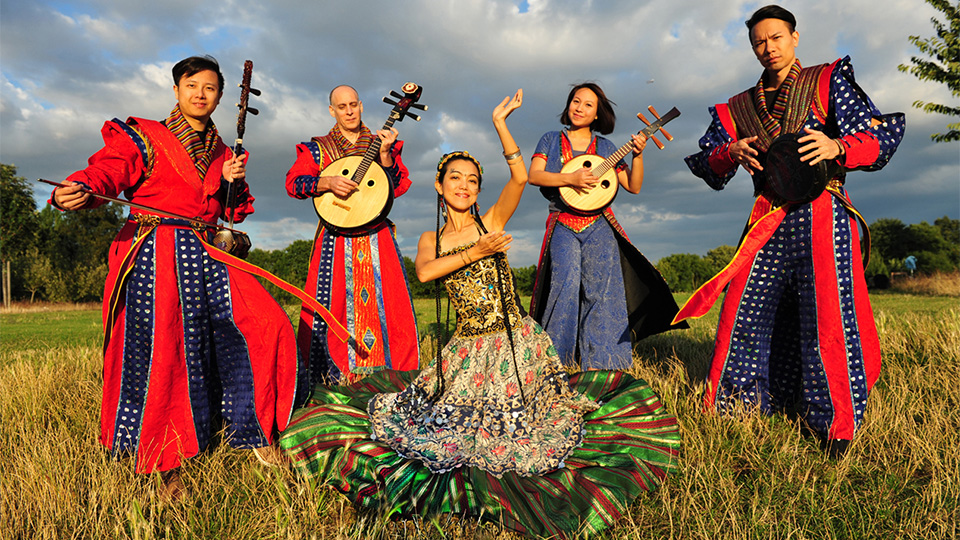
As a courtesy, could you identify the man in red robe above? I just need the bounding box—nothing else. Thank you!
[679,5,904,455]
[53,55,303,497]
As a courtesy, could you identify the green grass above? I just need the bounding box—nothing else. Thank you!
[0,306,102,353]
[2,292,958,539]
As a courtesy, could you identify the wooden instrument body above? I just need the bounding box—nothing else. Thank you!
[313,155,394,231]
[557,106,680,215]
[311,82,425,234]
[558,155,620,214]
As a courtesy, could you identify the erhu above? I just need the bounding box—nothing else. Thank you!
[212,60,260,258]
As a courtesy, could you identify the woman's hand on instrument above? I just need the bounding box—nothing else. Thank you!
[567,167,598,191]
[222,152,247,183]
[630,132,647,156]
[474,230,513,257]
[492,89,523,124]
[53,181,90,211]
[317,176,357,198]
[798,127,842,166]
[729,136,762,174]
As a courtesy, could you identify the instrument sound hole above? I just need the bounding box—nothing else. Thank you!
[601,180,610,189]
[367,179,375,187]
[341,169,350,176]
[582,160,593,168]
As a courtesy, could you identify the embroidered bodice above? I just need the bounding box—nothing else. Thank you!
[442,244,523,338]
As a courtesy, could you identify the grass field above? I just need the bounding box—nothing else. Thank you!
[2,285,958,539]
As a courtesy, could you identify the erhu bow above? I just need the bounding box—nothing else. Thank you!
[212,60,260,258]
[36,178,248,235]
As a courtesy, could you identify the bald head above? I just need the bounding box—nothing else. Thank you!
[329,85,359,105]
[328,85,363,134]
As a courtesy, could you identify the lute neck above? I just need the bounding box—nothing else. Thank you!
[350,113,398,183]
[592,139,634,178]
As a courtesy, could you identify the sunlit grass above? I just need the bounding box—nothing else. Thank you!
[2,285,958,539]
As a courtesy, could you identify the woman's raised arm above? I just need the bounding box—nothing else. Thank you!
[484,89,527,232]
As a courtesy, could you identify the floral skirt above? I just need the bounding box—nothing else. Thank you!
[369,319,599,477]
[280,369,680,538]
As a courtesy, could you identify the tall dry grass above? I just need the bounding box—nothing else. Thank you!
[2,296,958,539]
[890,271,960,297]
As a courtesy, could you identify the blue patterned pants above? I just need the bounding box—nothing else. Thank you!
[540,219,632,370]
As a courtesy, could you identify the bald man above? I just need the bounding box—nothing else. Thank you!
[286,85,419,384]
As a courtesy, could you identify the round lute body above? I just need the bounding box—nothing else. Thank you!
[557,106,681,215]
[313,156,394,231]
[558,154,619,213]
[312,82,426,234]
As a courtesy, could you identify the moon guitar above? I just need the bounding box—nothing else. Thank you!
[558,106,680,214]
[313,83,427,233]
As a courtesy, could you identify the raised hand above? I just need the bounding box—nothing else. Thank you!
[318,175,357,198]
[630,132,648,156]
[493,89,523,124]
[53,181,91,210]
[567,167,599,191]
[797,127,842,166]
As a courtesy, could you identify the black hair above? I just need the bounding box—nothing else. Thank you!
[746,5,797,34]
[172,55,224,92]
[559,82,616,135]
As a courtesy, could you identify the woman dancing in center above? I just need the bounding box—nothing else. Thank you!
[280,90,680,539]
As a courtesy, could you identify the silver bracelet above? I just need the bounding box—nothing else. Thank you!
[503,149,522,162]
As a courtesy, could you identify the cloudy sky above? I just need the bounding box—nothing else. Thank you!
[2,0,957,267]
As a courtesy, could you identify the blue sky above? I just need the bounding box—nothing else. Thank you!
[2,0,956,266]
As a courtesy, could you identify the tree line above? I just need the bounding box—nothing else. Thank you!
[2,163,957,305]
[658,217,959,292]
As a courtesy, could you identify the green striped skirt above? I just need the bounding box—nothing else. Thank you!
[280,370,680,538]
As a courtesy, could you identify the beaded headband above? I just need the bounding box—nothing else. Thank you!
[435,151,483,184]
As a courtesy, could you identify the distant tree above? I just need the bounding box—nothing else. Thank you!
[897,0,960,142]
[38,203,123,268]
[34,201,123,302]
[704,245,737,276]
[903,221,959,272]
[870,217,959,275]
[511,265,537,297]
[403,256,437,298]
[246,239,314,303]
[21,248,53,302]
[0,164,38,258]
[657,253,713,292]
[934,215,959,245]
[1,164,40,305]
[870,218,910,260]
[274,239,313,287]
[75,263,110,302]
[864,254,891,289]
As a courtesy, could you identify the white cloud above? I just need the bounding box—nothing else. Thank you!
[1,0,955,270]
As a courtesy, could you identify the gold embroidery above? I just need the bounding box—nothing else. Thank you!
[443,244,523,338]
[130,213,161,226]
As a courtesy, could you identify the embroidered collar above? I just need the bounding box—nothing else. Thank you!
[163,104,219,179]
[753,59,803,139]
[330,123,375,153]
